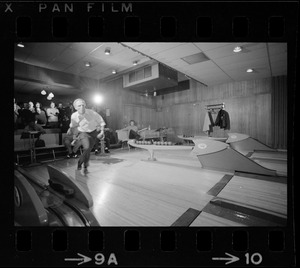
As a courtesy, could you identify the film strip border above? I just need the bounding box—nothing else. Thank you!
[2,0,297,267]
[10,228,295,266]
[0,1,297,41]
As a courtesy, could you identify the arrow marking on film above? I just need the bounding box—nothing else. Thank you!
[65,253,92,265]
[212,252,240,265]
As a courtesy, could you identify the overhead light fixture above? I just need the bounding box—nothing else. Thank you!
[47,95,52,100]
[93,94,103,105]
[112,70,117,74]
[153,91,157,97]
[105,48,110,55]
[41,90,47,95]
[17,43,24,48]
[85,62,91,67]
[48,92,54,98]
[246,68,254,73]
[133,61,138,66]
[233,46,242,53]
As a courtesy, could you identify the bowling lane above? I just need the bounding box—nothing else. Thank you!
[190,172,287,226]
[86,149,225,226]
[190,212,246,226]
[216,175,287,219]
[21,148,228,226]
[21,147,287,226]
[250,150,287,160]
[248,150,287,176]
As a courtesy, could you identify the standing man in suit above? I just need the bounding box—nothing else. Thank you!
[70,98,106,173]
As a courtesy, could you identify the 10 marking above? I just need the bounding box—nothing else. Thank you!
[245,253,263,265]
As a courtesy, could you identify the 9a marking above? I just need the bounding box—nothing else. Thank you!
[245,253,263,265]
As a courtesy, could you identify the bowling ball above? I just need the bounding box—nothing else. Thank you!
[168,141,172,145]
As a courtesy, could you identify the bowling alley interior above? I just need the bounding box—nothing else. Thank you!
[14,42,289,227]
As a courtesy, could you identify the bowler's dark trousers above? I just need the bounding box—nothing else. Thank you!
[77,130,97,167]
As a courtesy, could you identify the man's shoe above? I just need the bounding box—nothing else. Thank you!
[67,154,72,158]
[83,164,88,174]
[72,153,78,158]
[77,163,82,170]
[95,149,99,155]
[105,148,110,153]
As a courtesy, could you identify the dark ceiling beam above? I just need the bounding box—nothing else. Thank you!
[14,61,99,91]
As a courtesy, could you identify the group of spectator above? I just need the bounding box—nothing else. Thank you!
[14,98,113,159]
[14,99,75,132]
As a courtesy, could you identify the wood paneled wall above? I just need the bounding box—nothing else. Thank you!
[16,73,285,148]
[157,78,273,146]
[101,76,285,147]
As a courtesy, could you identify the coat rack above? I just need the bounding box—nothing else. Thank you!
[205,103,225,111]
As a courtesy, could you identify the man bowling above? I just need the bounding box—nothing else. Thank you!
[70,98,106,173]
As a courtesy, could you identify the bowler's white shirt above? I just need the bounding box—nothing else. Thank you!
[70,109,105,132]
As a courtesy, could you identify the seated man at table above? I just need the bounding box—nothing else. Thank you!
[64,127,82,158]
[23,120,46,136]
[120,120,142,139]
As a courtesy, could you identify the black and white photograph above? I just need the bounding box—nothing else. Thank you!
[14,42,287,227]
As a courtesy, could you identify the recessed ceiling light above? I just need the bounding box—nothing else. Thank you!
[105,48,110,55]
[41,90,46,95]
[112,70,117,74]
[233,46,242,53]
[133,61,138,66]
[17,43,24,48]
[246,68,254,73]
[85,62,91,67]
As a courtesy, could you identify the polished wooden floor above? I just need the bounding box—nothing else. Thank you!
[23,147,287,227]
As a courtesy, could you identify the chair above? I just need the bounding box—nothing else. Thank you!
[116,129,130,150]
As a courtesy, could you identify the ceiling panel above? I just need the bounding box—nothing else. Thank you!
[220,57,269,72]
[56,48,86,65]
[181,60,220,72]
[204,43,266,60]
[64,62,88,74]
[22,56,50,69]
[215,48,268,67]
[69,42,104,54]
[269,53,287,64]
[14,50,30,62]
[267,43,287,55]
[31,43,67,59]
[130,43,183,56]
[14,42,288,96]
[90,43,127,59]
[151,43,201,62]
[193,43,229,52]
[79,69,101,79]
[47,61,70,72]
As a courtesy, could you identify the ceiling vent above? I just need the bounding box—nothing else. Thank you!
[123,63,178,92]
[181,52,210,65]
